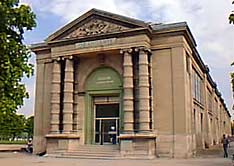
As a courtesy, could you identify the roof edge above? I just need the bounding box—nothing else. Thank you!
[46,8,149,42]
[30,42,49,52]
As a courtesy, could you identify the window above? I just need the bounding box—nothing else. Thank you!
[210,118,213,129]
[186,54,190,74]
[214,99,218,115]
[193,109,196,133]
[208,89,212,111]
[192,69,203,104]
[201,113,203,132]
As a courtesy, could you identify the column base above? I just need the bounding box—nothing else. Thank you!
[118,133,156,159]
[46,134,80,153]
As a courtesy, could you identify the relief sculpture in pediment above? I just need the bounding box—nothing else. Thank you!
[64,19,129,39]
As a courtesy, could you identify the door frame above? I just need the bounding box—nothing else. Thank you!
[94,103,120,145]
[84,67,123,144]
[84,92,123,144]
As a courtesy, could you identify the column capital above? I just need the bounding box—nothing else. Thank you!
[61,55,74,60]
[135,46,151,54]
[52,57,62,62]
[68,55,73,60]
[120,48,133,54]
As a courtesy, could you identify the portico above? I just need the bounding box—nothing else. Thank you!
[45,43,155,153]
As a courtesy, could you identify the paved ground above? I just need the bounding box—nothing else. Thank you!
[0,152,233,166]
[0,143,234,166]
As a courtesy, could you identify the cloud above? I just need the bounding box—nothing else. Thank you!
[21,0,234,63]
[20,0,234,113]
[17,54,36,117]
[21,0,140,23]
[17,76,35,117]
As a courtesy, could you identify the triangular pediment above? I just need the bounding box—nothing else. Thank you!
[46,9,148,42]
[63,19,130,39]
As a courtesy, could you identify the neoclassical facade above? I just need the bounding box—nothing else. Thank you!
[32,9,231,158]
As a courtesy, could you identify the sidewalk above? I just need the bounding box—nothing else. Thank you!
[0,143,232,157]
[0,143,233,166]
[228,141,234,159]
[197,141,234,159]
[0,152,232,166]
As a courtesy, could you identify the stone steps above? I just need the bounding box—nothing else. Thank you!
[48,145,121,160]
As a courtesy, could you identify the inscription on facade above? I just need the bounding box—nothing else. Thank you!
[96,76,114,84]
[75,38,116,49]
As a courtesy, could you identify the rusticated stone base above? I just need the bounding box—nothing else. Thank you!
[46,134,80,153]
[156,134,194,158]
[119,133,156,158]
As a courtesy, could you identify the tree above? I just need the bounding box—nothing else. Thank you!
[0,0,36,115]
[25,116,34,139]
[9,114,25,140]
[229,1,234,24]
[0,113,25,140]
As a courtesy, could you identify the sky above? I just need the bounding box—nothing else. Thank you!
[18,0,234,117]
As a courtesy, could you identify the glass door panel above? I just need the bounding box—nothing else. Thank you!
[94,104,119,145]
[95,119,100,143]
[103,119,117,144]
[95,118,119,145]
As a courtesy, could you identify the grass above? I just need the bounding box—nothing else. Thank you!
[0,140,27,144]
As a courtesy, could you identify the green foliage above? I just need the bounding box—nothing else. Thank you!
[25,116,34,138]
[0,0,36,114]
[0,140,26,144]
[229,1,234,24]
[0,114,34,140]
[0,1,35,141]
[0,113,26,140]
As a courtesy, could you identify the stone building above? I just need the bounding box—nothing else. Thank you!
[31,9,231,158]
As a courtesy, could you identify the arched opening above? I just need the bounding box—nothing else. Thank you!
[84,67,122,145]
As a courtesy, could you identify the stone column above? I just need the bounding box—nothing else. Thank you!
[50,58,61,133]
[137,47,151,132]
[73,58,79,133]
[121,48,134,133]
[62,56,74,133]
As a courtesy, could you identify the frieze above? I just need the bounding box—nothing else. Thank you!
[75,38,116,49]
[64,19,129,39]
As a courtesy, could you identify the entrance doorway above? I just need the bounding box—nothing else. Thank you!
[95,104,119,145]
